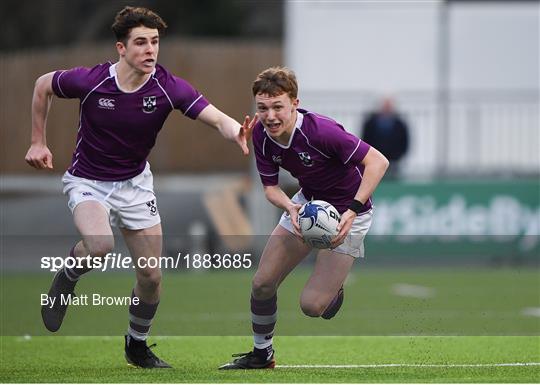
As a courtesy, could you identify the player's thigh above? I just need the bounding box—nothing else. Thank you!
[121,223,162,264]
[300,249,354,306]
[73,200,114,256]
[121,223,163,280]
[253,224,311,291]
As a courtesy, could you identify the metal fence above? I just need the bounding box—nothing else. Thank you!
[300,89,539,178]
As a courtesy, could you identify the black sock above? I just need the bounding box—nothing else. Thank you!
[254,345,273,360]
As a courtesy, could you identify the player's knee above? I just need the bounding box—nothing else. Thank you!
[136,268,162,290]
[299,299,326,318]
[251,276,277,299]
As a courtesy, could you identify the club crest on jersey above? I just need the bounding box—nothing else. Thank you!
[298,152,313,167]
[272,155,282,165]
[142,96,157,113]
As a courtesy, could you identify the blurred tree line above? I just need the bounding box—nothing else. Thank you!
[3,0,283,52]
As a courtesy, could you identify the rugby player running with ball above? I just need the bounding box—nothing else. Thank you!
[219,67,388,369]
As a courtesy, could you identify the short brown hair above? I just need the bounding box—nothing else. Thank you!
[252,67,298,99]
[111,6,167,44]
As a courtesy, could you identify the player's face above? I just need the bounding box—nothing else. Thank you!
[117,26,159,75]
[255,93,299,141]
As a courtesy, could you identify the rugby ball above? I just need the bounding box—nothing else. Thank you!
[298,200,340,249]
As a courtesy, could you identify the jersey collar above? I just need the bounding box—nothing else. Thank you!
[265,110,304,149]
[109,62,156,94]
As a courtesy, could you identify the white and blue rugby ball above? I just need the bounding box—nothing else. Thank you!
[298,200,340,249]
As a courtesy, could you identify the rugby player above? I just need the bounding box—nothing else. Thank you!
[25,6,254,369]
[219,67,388,369]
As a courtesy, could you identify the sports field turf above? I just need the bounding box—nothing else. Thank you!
[1,336,539,382]
[1,268,539,382]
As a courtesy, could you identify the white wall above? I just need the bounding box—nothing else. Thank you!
[449,2,539,90]
[286,1,539,93]
[284,0,539,178]
[286,1,439,93]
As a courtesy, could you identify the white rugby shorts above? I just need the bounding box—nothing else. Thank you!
[278,190,373,258]
[62,162,161,230]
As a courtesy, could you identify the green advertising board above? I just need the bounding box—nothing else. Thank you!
[366,180,539,261]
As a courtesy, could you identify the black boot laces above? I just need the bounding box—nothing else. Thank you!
[142,343,159,360]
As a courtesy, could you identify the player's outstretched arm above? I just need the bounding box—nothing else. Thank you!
[332,147,389,247]
[197,105,257,156]
[25,72,55,170]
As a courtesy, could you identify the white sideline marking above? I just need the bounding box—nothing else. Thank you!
[391,283,435,299]
[277,362,540,369]
[522,307,540,317]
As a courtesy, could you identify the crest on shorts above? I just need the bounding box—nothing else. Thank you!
[142,96,157,113]
[298,152,313,167]
[146,199,158,216]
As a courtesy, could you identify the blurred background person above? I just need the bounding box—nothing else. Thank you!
[361,97,409,179]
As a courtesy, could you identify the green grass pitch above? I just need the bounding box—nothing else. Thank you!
[1,268,539,382]
[1,336,539,382]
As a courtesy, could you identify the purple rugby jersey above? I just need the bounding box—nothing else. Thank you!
[52,62,209,181]
[253,108,372,214]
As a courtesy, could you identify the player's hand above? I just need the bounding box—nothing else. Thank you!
[286,202,303,239]
[25,143,53,170]
[331,209,356,248]
[236,114,258,156]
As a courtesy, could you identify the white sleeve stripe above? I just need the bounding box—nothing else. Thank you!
[344,140,361,164]
[355,166,363,180]
[259,171,279,177]
[305,111,335,123]
[154,77,174,109]
[355,166,372,208]
[262,137,267,156]
[184,94,203,115]
[297,128,331,158]
[56,71,68,98]
[80,76,113,106]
